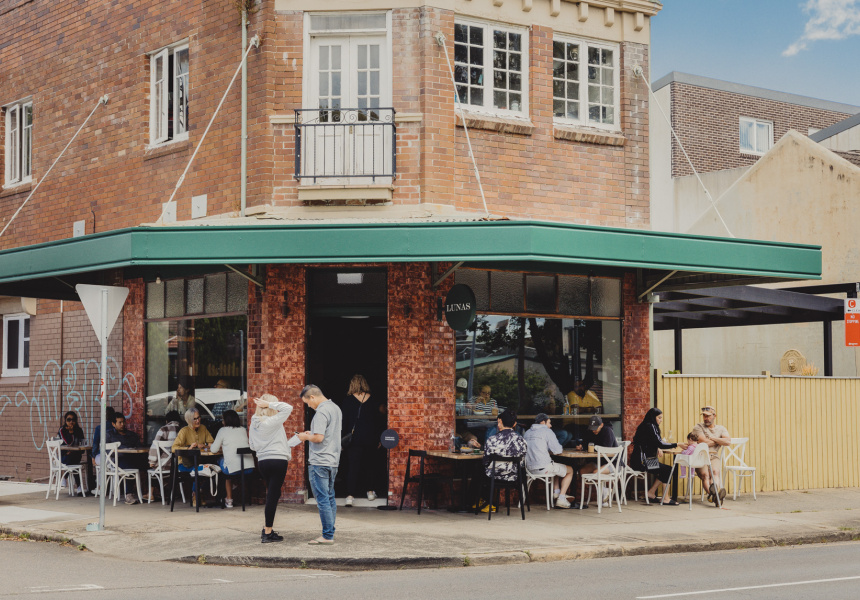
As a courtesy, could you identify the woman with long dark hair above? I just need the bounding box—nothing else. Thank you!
[249,394,293,543]
[630,407,681,504]
[340,374,379,506]
[211,409,253,508]
[58,410,86,495]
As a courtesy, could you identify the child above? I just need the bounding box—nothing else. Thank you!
[679,432,697,479]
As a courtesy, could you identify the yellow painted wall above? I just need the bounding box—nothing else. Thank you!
[656,371,860,494]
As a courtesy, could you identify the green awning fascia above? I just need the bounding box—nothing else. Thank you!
[0,220,821,284]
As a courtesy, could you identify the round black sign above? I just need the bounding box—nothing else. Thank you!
[380,428,399,450]
[444,284,477,330]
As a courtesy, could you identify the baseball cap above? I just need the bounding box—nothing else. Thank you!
[588,415,603,431]
[701,406,716,416]
[534,413,549,424]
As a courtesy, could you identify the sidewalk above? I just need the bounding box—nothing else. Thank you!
[2,483,859,570]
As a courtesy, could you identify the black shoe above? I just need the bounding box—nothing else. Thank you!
[261,529,284,543]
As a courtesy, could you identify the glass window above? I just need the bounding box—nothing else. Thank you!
[4,100,33,186]
[553,37,618,129]
[308,269,387,306]
[3,314,30,377]
[150,43,190,145]
[739,117,773,155]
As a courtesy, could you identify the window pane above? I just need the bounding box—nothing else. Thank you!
[165,279,185,318]
[23,337,29,369]
[508,33,520,52]
[310,13,386,31]
[494,90,507,109]
[174,48,189,136]
[23,317,29,338]
[553,40,564,59]
[526,275,556,312]
[186,278,204,314]
[559,276,589,315]
[470,46,482,66]
[22,104,32,177]
[494,30,505,49]
[454,269,490,311]
[591,278,621,317]
[455,24,467,43]
[739,119,754,152]
[490,271,523,312]
[455,64,468,83]
[358,45,367,69]
[6,320,19,370]
[205,273,227,314]
[146,282,165,319]
[469,26,483,45]
[227,272,249,312]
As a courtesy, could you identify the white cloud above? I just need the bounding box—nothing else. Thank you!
[783,0,860,56]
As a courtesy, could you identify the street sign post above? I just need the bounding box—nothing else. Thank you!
[76,284,129,531]
[846,299,860,347]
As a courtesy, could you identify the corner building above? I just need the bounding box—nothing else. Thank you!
[0,1,819,504]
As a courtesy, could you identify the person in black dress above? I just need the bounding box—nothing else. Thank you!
[630,407,684,504]
[341,374,379,506]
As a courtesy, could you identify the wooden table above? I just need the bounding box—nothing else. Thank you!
[61,445,93,492]
[426,450,483,512]
[170,447,222,513]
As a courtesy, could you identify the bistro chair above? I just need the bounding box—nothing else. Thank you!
[525,463,555,510]
[147,440,179,505]
[399,450,451,515]
[662,443,721,510]
[723,438,757,500]
[482,454,529,520]
[228,447,259,511]
[103,442,143,506]
[579,445,624,514]
[619,440,649,505]
[45,440,87,500]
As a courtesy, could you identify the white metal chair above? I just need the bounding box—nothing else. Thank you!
[662,443,721,510]
[618,441,649,505]
[579,445,624,514]
[45,440,87,500]
[525,466,555,510]
[147,440,181,505]
[104,442,143,506]
[723,437,757,500]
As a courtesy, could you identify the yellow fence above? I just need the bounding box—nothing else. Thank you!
[655,371,860,493]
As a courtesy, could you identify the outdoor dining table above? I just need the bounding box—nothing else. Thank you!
[426,449,484,513]
[170,447,222,513]
[60,445,93,491]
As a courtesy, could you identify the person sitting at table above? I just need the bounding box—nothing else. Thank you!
[691,405,731,506]
[468,385,499,415]
[483,409,527,482]
[92,406,117,469]
[576,415,619,498]
[106,413,144,505]
[630,408,682,505]
[171,407,216,506]
[58,411,86,495]
[210,409,253,509]
[523,413,575,508]
[166,376,197,414]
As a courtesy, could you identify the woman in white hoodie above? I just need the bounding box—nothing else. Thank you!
[248,394,293,543]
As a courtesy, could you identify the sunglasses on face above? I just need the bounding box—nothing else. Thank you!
[66,418,76,422]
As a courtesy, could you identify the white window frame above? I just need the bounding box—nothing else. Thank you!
[4,99,33,186]
[149,42,189,146]
[2,313,29,378]
[551,35,620,131]
[453,18,529,117]
[739,117,773,156]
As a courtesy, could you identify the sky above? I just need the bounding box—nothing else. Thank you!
[650,0,860,108]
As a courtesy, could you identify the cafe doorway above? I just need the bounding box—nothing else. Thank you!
[306,269,388,504]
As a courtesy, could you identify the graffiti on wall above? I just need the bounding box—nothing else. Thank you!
[0,357,137,450]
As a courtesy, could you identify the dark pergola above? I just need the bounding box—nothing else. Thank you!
[653,283,860,376]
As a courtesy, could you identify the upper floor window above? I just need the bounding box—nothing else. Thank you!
[739,117,773,155]
[454,19,528,115]
[3,314,30,378]
[4,100,33,186]
[150,43,189,146]
[552,37,618,129]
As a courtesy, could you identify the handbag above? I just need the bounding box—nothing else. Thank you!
[341,402,362,448]
[644,456,660,470]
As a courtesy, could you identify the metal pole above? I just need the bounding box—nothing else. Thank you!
[98,289,108,530]
[240,9,248,217]
[823,320,833,377]
[466,324,478,402]
[674,325,683,373]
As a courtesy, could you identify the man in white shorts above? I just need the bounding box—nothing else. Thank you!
[524,413,575,508]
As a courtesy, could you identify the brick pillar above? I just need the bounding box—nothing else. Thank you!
[247,264,308,502]
[622,271,650,443]
[621,41,650,228]
[122,278,146,438]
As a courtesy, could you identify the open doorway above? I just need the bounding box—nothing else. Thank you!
[306,269,388,504]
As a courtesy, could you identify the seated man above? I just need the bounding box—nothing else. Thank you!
[105,413,144,504]
[523,413,575,508]
[483,409,527,483]
[691,405,730,506]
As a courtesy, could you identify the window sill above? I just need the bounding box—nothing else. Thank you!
[0,375,29,385]
[144,139,193,161]
[298,184,393,206]
[1,180,33,197]
[455,111,535,136]
[553,125,625,146]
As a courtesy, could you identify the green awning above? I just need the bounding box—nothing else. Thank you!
[0,220,821,299]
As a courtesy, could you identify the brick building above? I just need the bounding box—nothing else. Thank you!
[0,0,817,506]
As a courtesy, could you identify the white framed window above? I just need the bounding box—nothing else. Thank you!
[149,43,189,146]
[2,314,29,378]
[739,117,773,155]
[4,100,33,186]
[552,36,619,130]
[454,19,528,115]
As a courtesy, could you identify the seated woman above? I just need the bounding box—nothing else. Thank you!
[58,411,86,495]
[171,407,216,506]
[630,407,684,504]
[210,409,253,508]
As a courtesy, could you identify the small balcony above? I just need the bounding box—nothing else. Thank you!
[294,107,396,184]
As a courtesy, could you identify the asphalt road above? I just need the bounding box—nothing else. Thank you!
[2,540,860,599]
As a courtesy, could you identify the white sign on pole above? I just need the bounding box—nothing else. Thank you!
[76,284,129,344]
[846,298,860,314]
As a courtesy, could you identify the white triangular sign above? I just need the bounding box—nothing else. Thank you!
[76,284,130,345]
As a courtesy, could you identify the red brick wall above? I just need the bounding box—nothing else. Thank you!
[122,279,146,438]
[621,272,650,443]
[669,81,853,178]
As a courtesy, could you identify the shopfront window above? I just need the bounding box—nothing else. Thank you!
[453,270,622,445]
[144,273,248,444]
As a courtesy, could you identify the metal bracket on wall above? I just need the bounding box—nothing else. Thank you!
[225,264,265,289]
[432,261,464,288]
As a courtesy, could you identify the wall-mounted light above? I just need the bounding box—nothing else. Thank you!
[337,273,363,285]
[155,274,162,285]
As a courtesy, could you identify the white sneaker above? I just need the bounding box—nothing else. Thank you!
[366,491,377,501]
[124,494,138,505]
[552,489,561,499]
[74,485,83,496]
[225,499,234,508]
[345,495,354,507]
[555,497,571,508]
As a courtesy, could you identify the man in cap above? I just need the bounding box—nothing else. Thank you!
[691,406,730,506]
[524,413,575,508]
[575,415,619,505]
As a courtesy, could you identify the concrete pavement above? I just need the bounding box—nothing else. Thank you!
[2,482,859,570]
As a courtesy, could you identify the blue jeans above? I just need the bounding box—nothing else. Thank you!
[309,464,338,540]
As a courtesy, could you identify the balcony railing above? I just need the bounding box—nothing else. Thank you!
[294,107,396,183]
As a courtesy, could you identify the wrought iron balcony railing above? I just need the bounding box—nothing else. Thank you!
[294,107,396,183]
